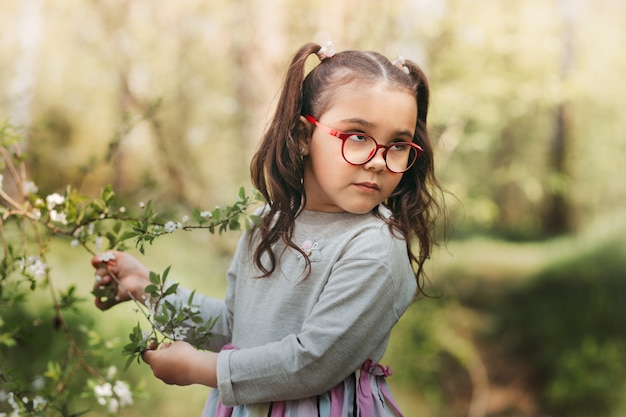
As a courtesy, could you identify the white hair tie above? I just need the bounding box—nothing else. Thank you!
[316,41,336,61]
[393,56,410,74]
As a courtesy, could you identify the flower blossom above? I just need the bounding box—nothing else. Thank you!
[49,210,68,225]
[169,326,189,340]
[19,256,47,277]
[46,193,64,210]
[22,181,38,195]
[93,380,133,413]
[164,221,177,233]
[98,251,116,262]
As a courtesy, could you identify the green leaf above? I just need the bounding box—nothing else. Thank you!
[187,290,196,306]
[154,314,168,324]
[164,283,179,297]
[164,300,177,315]
[149,271,160,285]
[118,230,140,242]
[161,265,172,283]
[192,208,202,223]
[144,284,158,296]
[123,352,139,371]
[101,184,115,205]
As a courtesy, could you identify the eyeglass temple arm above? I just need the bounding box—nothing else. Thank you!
[304,115,342,138]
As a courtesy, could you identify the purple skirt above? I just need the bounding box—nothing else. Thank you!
[201,360,403,417]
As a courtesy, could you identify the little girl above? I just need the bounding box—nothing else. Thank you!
[91,42,444,416]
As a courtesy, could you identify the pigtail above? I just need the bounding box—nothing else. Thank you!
[249,42,322,276]
[387,59,443,290]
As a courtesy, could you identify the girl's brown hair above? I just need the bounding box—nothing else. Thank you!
[250,42,444,293]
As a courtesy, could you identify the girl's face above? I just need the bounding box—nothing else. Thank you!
[302,82,417,214]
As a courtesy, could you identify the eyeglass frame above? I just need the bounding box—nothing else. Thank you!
[303,115,423,174]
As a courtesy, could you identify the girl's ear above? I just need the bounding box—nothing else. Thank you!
[296,115,313,156]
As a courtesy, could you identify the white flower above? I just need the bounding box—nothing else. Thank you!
[32,209,41,220]
[142,329,153,341]
[181,215,189,223]
[7,391,16,403]
[200,211,212,218]
[108,398,120,413]
[32,396,46,409]
[170,326,189,340]
[22,181,38,195]
[70,239,79,247]
[106,366,117,380]
[164,221,177,233]
[46,193,64,210]
[98,251,116,262]
[23,256,46,277]
[119,206,126,213]
[113,380,133,407]
[94,236,103,250]
[32,376,45,391]
[139,201,145,208]
[7,392,18,413]
[94,382,112,404]
[49,210,68,225]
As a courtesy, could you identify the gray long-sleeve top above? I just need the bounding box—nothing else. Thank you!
[172,208,417,407]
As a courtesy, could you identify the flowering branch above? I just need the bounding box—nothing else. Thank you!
[0,122,263,416]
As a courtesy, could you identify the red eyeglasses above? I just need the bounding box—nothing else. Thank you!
[304,115,423,173]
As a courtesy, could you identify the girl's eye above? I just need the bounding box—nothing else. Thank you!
[390,142,410,152]
[346,133,370,143]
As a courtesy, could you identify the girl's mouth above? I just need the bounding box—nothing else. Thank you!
[354,182,380,192]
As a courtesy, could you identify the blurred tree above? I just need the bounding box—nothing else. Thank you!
[1,0,625,230]
[543,0,577,235]
[87,0,201,204]
[9,0,42,133]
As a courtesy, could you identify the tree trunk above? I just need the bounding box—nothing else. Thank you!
[543,0,576,235]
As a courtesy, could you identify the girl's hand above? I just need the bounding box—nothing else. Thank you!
[90,251,151,310]
[142,341,218,387]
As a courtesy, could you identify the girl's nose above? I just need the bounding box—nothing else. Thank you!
[364,148,387,172]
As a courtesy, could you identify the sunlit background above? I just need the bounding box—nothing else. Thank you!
[1,0,625,416]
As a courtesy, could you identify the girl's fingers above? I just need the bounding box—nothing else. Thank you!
[90,252,123,310]
[93,282,118,310]
[92,270,119,310]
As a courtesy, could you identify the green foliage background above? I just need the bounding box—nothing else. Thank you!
[2,0,625,416]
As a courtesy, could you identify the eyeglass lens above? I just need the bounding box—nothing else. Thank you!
[342,134,417,173]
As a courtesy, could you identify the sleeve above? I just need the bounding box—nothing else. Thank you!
[216,232,417,406]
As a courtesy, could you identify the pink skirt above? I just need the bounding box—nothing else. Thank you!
[201,360,403,417]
